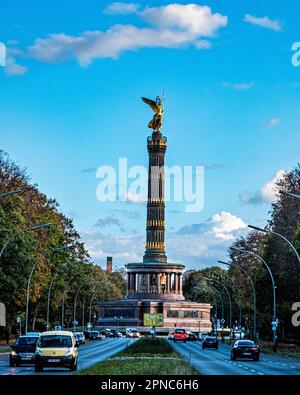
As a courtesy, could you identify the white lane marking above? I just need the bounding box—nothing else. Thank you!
[1,373,9,375]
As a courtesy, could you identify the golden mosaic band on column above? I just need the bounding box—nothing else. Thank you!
[147,220,165,227]
[145,241,165,250]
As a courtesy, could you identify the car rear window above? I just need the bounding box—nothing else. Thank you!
[91,331,99,335]
[17,337,39,345]
[175,329,185,334]
[38,335,72,348]
[237,341,255,346]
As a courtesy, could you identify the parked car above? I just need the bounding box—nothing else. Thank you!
[231,340,260,361]
[25,332,42,337]
[167,331,174,340]
[109,329,122,338]
[105,329,112,338]
[34,331,78,372]
[199,332,209,341]
[202,337,218,350]
[173,328,187,342]
[10,335,39,367]
[74,332,85,344]
[90,331,102,341]
[126,328,140,338]
[187,332,198,341]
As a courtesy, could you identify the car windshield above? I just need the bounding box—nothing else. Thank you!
[206,338,215,341]
[38,335,72,348]
[175,329,185,334]
[91,332,98,335]
[17,337,38,346]
[237,341,256,346]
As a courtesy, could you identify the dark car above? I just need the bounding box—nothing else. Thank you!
[109,329,122,338]
[90,331,102,341]
[231,340,260,361]
[187,332,198,341]
[202,337,218,350]
[10,335,39,366]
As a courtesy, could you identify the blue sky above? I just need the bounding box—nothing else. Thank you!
[1,1,300,270]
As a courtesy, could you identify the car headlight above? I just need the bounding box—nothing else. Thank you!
[65,348,73,357]
[35,349,43,357]
[10,351,17,356]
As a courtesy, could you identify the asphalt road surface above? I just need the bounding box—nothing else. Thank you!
[0,337,137,376]
[170,340,300,375]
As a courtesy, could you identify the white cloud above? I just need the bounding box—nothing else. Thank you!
[177,211,247,241]
[240,169,286,205]
[261,169,286,202]
[141,4,228,36]
[244,14,282,32]
[222,81,254,91]
[83,210,247,269]
[266,118,281,127]
[104,2,140,15]
[4,48,27,76]
[25,4,228,67]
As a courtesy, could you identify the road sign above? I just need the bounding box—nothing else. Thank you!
[55,325,62,331]
[16,316,21,324]
[143,313,164,327]
[272,321,278,330]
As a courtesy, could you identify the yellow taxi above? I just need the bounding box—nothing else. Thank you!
[34,331,78,372]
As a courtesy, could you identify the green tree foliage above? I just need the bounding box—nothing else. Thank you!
[0,151,126,340]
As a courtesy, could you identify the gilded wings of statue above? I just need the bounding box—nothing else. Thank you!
[142,96,164,131]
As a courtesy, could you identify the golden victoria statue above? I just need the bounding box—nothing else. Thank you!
[142,96,164,131]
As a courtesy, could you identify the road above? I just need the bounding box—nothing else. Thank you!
[170,341,300,375]
[0,337,137,375]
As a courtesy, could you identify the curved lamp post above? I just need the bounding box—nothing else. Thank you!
[73,284,85,332]
[61,273,78,329]
[0,223,51,259]
[279,190,300,200]
[204,276,232,342]
[248,224,300,266]
[218,260,257,340]
[25,244,68,334]
[0,189,22,199]
[46,271,61,331]
[197,282,224,320]
[230,246,277,350]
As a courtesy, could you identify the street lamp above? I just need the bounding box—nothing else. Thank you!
[204,276,232,343]
[196,282,224,320]
[0,223,51,258]
[218,260,257,340]
[230,246,277,351]
[248,224,300,266]
[73,284,84,332]
[0,189,22,199]
[279,190,300,200]
[46,271,60,331]
[61,273,78,329]
[25,244,69,334]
